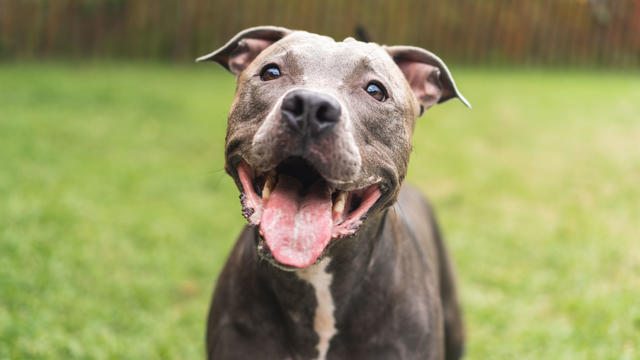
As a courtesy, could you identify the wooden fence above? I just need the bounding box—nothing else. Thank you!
[1,0,639,66]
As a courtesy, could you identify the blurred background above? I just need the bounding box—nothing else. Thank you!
[1,0,639,359]
[2,0,640,66]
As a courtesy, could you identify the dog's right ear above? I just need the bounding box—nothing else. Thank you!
[385,45,471,112]
[196,26,292,75]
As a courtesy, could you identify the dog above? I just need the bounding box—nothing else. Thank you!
[197,26,470,360]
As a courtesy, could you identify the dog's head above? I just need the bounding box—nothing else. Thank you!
[199,26,469,269]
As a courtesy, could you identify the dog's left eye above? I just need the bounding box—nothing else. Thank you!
[260,65,281,81]
[365,82,387,102]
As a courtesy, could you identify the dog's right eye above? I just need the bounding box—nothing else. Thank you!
[365,82,388,102]
[260,65,281,81]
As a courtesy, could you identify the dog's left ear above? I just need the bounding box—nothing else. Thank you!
[385,46,471,113]
[197,26,292,75]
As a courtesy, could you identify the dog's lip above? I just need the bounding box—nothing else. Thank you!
[234,158,384,262]
[234,158,385,204]
[230,155,386,193]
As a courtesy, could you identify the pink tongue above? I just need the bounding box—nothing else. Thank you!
[260,175,333,268]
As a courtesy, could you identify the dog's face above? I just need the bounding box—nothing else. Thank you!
[199,26,468,269]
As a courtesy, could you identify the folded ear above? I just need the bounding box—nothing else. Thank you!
[385,45,470,112]
[197,26,292,75]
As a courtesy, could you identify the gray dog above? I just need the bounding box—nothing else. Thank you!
[197,26,470,360]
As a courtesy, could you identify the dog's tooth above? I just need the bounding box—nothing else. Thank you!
[333,191,347,214]
[262,173,276,201]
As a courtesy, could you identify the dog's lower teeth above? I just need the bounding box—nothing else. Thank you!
[333,191,347,214]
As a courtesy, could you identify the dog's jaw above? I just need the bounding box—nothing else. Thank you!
[236,159,382,268]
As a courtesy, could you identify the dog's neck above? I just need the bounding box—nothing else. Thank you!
[255,208,400,355]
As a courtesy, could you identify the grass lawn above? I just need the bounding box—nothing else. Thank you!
[1,63,638,359]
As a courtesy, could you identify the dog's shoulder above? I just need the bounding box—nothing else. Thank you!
[393,184,443,268]
[396,183,438,227]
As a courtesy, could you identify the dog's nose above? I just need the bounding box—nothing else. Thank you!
[281,90,341,136]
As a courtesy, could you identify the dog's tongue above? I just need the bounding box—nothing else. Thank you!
[260,175,332,268]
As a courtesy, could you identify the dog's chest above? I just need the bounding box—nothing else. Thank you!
[296,258,337,360]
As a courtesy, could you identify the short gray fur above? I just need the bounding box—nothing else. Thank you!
[199,26,467,360]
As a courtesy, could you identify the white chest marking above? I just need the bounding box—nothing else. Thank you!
[297,258,336,360]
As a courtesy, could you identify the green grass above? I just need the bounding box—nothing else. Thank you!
[1,63,638,359]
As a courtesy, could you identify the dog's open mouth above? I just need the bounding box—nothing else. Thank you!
[236,157,382,268]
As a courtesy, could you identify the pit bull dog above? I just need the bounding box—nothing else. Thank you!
[197,26,470,360]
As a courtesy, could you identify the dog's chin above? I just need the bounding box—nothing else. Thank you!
[233,156,383,269]
[255,235,326,272]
